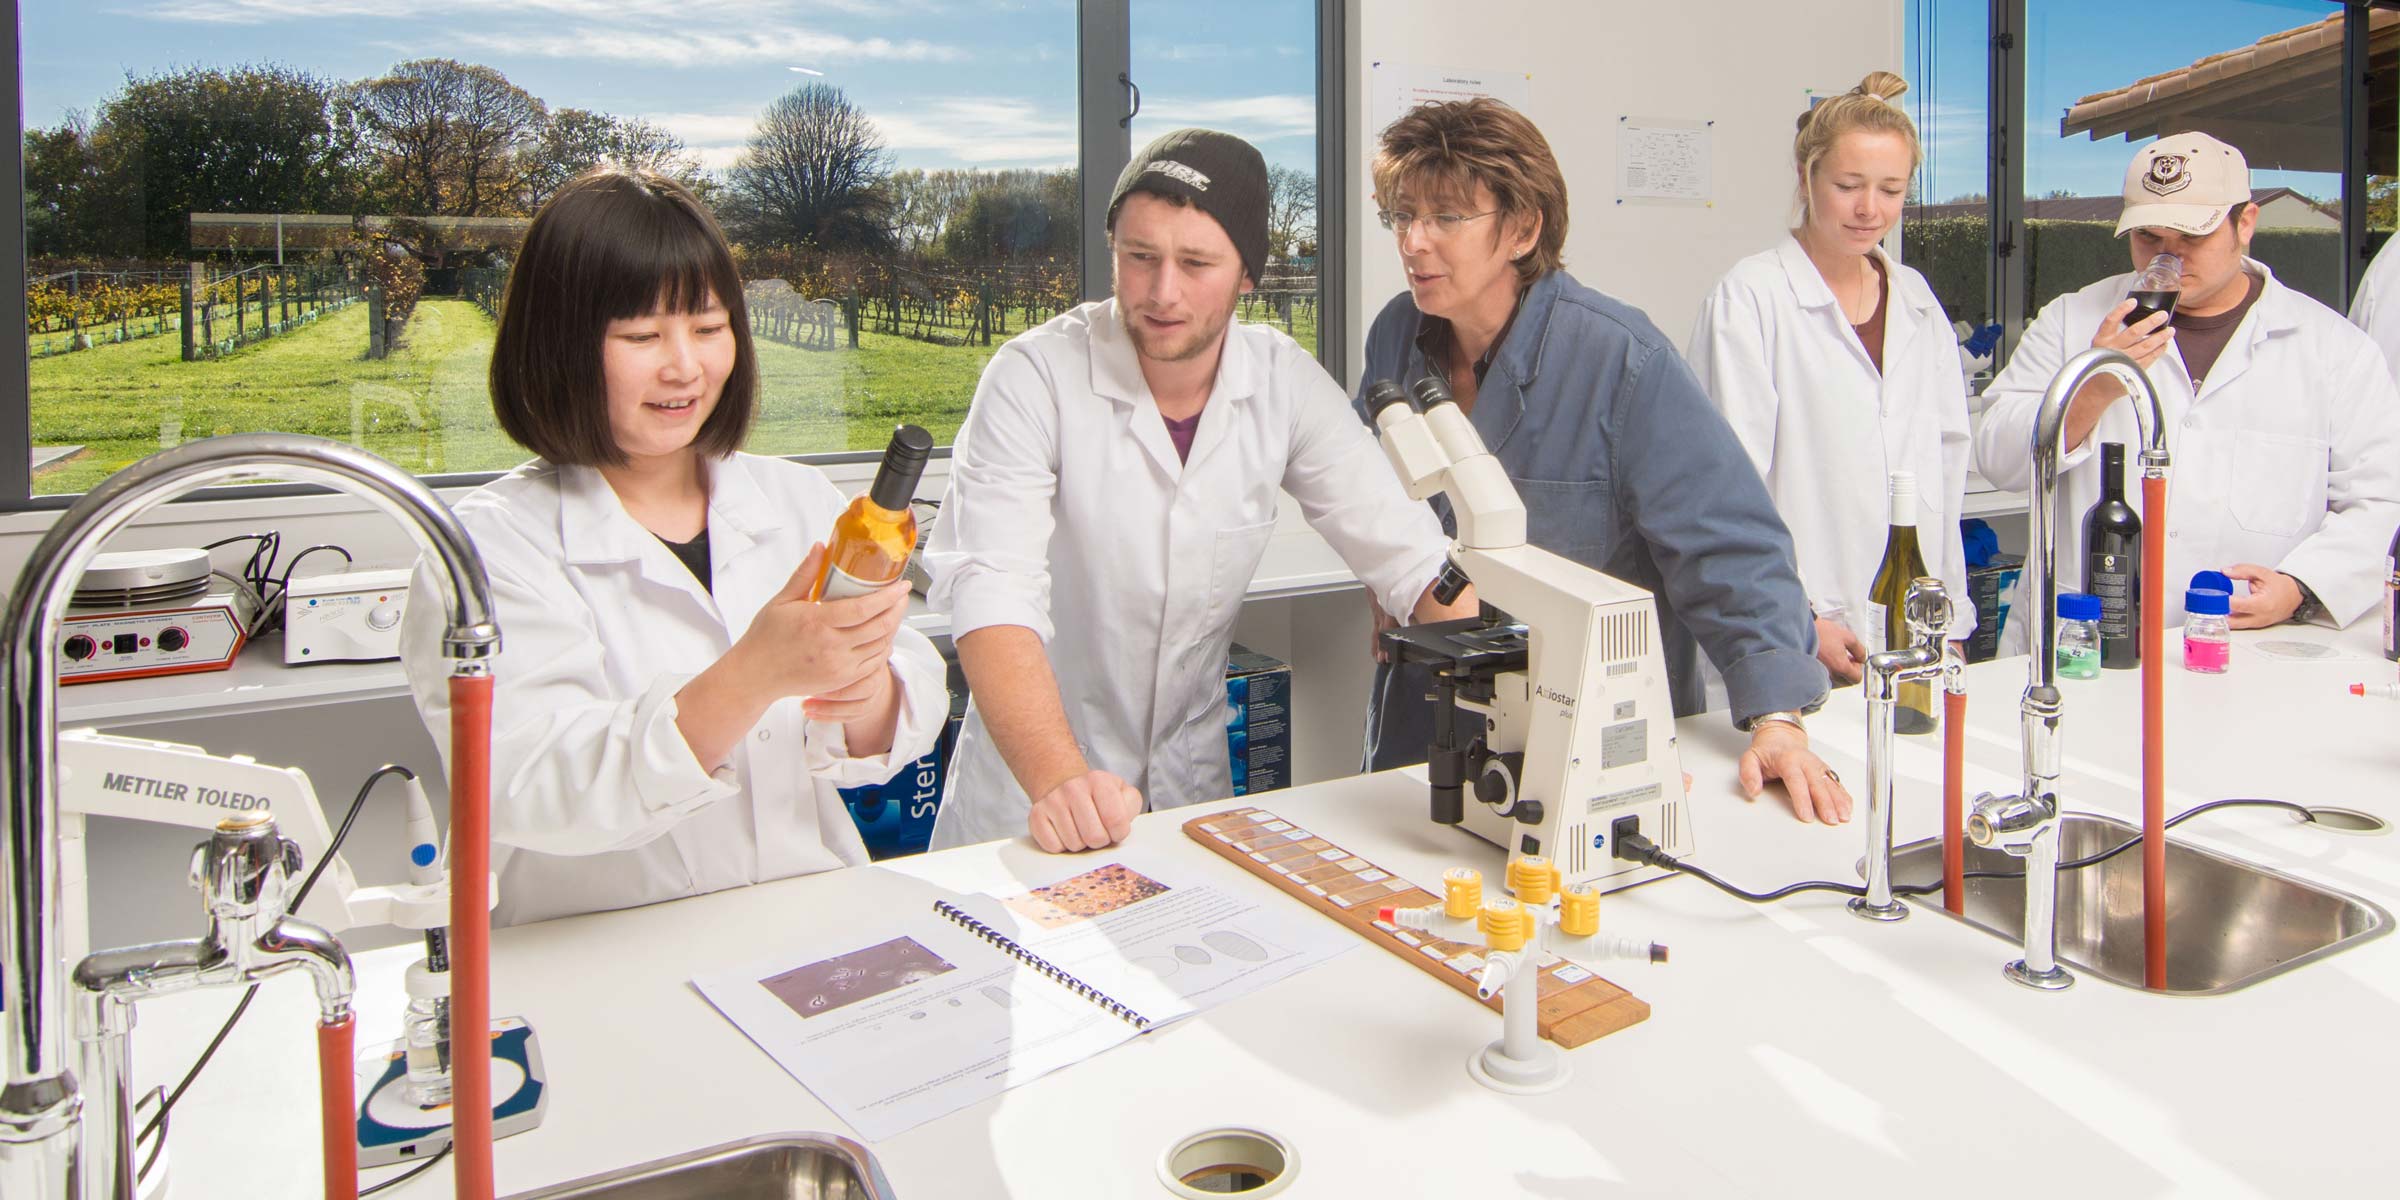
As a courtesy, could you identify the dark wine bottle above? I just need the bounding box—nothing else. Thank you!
[2383,523,2400,662]
[2083,442,2142,670]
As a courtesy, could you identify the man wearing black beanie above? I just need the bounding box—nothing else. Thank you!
[924,129,1474,855]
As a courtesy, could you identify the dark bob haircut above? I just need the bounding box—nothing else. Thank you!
[488,168,757,466]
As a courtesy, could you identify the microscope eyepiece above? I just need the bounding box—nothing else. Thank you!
[1363,379,1414,417]
[1408,374,1455,412]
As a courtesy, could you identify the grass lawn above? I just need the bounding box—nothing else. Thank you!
[28,296,1324,496]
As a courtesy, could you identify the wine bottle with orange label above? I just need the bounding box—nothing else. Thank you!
[809,424,934,601]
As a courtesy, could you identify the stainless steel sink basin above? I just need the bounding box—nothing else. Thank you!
[1888,812,2392,995]
[504,1133,896,1199]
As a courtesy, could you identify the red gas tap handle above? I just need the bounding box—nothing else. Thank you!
[2141,473,2168,989]
[318,1014,357,1200]
[450,674,497,1200]
[1943,687,1966,915]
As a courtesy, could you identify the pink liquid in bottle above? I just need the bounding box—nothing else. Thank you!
[2183,634,2230,673]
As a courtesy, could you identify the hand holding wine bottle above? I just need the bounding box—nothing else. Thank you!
[747,543,913,704]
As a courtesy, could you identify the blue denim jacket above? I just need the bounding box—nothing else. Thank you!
[1357,269,1825,768]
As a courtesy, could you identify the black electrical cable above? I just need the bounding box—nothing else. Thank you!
[362,1143,453,1197]
[136,764,418,1150]
[202,531,281,599]
[267,543,356,631]
[1618,797,2328,906]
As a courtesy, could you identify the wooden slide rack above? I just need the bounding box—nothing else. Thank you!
[1184,807,1647,1048]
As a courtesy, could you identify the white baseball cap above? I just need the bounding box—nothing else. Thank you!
[2114,131,2251,237]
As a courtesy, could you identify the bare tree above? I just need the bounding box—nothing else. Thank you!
[522,109,701,208]
[724,83,895,253]
[1265,163,1318,264]
[350,59,545,218]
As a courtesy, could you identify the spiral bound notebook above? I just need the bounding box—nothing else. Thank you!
[693,855,1353,1141]
[932,898,1153,1029]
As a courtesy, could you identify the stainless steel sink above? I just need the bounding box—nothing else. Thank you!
[1888,812,2392,995]
[504,1133,897,1199]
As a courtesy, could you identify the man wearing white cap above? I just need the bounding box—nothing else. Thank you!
[1975,131,2400,630]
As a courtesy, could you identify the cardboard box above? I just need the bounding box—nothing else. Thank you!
[839,660,967,860]
[1225,644,1292,796]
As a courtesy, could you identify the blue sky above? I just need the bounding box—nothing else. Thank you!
[21,0,1320,175]
[1910,0,2342,203]
[23,0,2348,205]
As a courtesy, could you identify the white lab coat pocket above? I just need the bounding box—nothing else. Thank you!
[1209,519,1277,620]
[2227,431,2328,539]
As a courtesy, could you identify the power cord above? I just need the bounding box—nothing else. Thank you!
[135,764,419,1151]
[362,1143,452,1196]
[267,544,356,633]
[1613,797,2325,905]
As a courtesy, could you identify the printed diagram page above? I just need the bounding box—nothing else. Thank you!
[951,844,1354,1029]
[692,911,1137,1141]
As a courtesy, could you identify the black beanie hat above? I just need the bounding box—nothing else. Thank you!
[1108,128,1271,286]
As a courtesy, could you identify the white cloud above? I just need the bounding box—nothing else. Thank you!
[144,1,968,68]
[871,97,1076,166]
[645,96,1079,171]
[641,111,764,171]
[457,27,964,69]
[147,0,907,24]
[1138,94,1316,144]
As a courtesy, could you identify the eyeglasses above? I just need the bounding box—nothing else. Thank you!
[1375,210,1499,237]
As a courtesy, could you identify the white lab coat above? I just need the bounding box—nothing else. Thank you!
[2348,234,2400,386]
[1688,236,1978,650]
[923,299,1447,850]
[399,453,947,925]
[1976,261,2400,627]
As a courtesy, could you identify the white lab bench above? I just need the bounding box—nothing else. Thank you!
[128,620,2400,1197]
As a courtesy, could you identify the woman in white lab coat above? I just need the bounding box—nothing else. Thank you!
[399,170,946,925]
[1689,71,1975,683]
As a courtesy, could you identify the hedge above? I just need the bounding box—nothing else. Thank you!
[1900,216,2344,328]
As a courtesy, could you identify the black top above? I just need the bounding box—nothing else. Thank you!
[656,527,712,593]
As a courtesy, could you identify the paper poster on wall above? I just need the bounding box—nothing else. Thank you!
[1369,61,1533,135]
[1616,116,1712,206]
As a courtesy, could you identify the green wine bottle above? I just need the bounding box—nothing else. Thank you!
[1867,471,1938,735]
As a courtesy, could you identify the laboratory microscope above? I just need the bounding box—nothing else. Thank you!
[1367,376,1691,892]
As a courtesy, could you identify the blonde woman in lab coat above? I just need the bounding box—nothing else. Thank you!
[399,170,946,925]
[1689,71,1975,684]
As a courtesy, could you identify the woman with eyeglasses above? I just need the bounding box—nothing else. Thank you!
[1687,71,1975,687]
[1355,98,1850,825]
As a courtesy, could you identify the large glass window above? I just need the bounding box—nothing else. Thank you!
[1129,0,1321,359]
[14,3,1346,501]
[1901,0,1996,368]
[2026,0,2347,315]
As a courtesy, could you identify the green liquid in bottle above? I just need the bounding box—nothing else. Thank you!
[2056,643,2102,680]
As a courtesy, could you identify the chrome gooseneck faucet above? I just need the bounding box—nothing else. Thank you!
[1,434,499,1200]
[1852,577,1953,923]
[74,813,353,1199]
[1966,347,2167,991]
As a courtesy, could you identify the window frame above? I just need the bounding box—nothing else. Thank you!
[1932,0,2379,370]
[0,0,1345,510]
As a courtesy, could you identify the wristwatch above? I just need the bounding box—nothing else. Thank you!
[2285,574,2326,625]
[1743,710,1806,735]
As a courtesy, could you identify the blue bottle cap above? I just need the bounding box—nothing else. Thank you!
[2186,587,2232,616]
[2057,592,2103,622]
[2189,569,2234,594]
